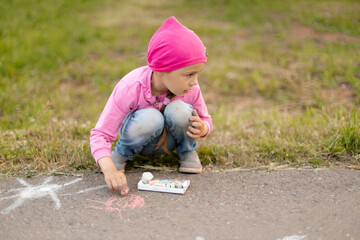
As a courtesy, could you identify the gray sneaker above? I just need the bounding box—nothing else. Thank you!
[179,151,202,173]
[111,151,127,172]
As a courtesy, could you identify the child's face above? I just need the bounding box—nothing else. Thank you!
[162,62,206,96]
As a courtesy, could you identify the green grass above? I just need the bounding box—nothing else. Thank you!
[1,0,359,176]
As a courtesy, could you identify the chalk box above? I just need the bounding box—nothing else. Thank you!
[137,179,190,194]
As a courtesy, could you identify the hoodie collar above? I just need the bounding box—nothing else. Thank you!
[143,66,169,104]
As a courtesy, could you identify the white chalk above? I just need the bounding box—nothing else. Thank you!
[0,177,82,214]
[277,235,307,240]
[141,172,154,184]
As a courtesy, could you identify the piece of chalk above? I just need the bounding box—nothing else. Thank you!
[141,172,154,184]
[154,183,166,187]
[149,180,159,185]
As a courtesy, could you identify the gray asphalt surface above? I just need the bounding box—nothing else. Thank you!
[1,169,359,240]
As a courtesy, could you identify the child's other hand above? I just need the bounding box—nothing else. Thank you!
[187,109,209,139]
[98,157,129,195]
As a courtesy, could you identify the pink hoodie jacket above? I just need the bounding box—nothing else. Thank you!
[90,66,213,163]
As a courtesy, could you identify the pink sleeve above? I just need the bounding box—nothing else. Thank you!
[89,82,138,164]
[191,86,213,137]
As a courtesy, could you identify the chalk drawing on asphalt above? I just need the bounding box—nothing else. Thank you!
[86,194,145,218]
[0,177,106,215]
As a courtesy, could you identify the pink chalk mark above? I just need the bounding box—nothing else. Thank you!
[86,194,145,218]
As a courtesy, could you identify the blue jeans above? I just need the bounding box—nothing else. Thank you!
[114,100,197,159]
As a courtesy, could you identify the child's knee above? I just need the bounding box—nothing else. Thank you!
[164,100,192,129]
[128,108,164,139]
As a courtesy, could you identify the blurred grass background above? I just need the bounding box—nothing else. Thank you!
[0,0,359,176]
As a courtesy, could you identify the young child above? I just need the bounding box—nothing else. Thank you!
[90,16,213,195]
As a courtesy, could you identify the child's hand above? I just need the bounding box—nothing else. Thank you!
[98,157,129,195]
[187,109,209,139]
[104,169,129,195]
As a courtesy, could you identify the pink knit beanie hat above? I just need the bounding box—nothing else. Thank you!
[147,16,207,72]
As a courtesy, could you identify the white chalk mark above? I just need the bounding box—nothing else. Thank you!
[0,195,20,201]
[277,235,307,240]
[62,185,107,196]
[62,178,82,187]
[0,177,82,214]
[17,178,32,187]
[0,188,27,194]
[49,191,61,209]
[1,177,111,215]
[2,198,25,215]
[42,176,54,185]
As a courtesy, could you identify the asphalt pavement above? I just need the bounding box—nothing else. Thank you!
[1,169,359,240]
